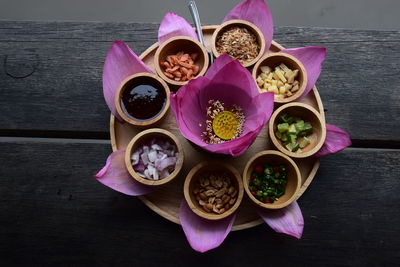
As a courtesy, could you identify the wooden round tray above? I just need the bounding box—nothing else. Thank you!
[110,25,325,231]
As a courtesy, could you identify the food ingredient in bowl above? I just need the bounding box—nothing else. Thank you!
[275,113,313,153]
[121,78,166,121]
[256,63,300,99]
[192,171,238,214]
[161,51,199,82]
[249,164,288,203]
[131,139,179,180]
[216,26,260,65]
[202,100,245,144]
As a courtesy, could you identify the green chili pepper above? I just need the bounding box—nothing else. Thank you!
[249,164,288,203]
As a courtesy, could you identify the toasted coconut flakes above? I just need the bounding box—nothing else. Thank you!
[216,26,260,64]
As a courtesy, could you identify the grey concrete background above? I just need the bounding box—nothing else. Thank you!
[0,0,399,30]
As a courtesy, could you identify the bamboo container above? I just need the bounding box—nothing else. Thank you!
[124,128,184,186]
[269,102,326,158]
[243,150,301,209]
[114,72,170,127]
[252,52,308,104]
[183,161,244,220]
[154,36,209,87]
[211,19,265,68]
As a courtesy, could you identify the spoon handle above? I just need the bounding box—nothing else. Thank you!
[188,1,214,64]
[188,1,205,45]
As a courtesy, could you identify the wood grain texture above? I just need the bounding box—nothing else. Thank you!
[0,21,399,144]
[0,140,398,266]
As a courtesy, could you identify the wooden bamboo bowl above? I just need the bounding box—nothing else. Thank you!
[115,72,170,127]
[211,19,265,68]
[124,128,184,186]
[154,36,209,87]
[183,161,244,221]
[269,102,326,158]
[252,52,307,103]
[243,150,301,209]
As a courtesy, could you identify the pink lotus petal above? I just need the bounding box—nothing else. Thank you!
[314,124,352,157]
[204,53,235,80]
[94,150,153,196]
[170,55,274,157]
[102,41,152,120]
[282,46,326,97]
[257,201,304,239]
[224,0,273,52]
[158,12,198,44]
[179,200,236,253]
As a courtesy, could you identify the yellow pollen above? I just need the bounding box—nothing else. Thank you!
[212,111,239,140]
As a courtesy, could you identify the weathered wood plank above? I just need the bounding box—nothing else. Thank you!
[0,140,398,265]
[0,21,399,144]
[1,21,400,43]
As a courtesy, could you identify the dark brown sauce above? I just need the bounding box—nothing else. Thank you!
[120,78,166,121]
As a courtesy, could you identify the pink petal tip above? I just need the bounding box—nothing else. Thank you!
[94,150,154,196]
[179,200,236,253]
[158,12,198,44]
[314,124,352,157]
[282,46,326,97]
[257,201,304,239]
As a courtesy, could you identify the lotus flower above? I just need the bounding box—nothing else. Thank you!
[94,3,352,254]
[170,54,274,157]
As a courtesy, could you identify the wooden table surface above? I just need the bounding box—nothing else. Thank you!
[0,21,399,266]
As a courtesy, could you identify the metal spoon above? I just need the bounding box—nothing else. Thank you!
[188,0,214,64]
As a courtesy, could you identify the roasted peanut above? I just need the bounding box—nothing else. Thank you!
[212,206,220,214]
[192,172,238,215]
[205,203,213,211]
[228,186,235,195]
[203,205,211,213]
[199,192,207,201]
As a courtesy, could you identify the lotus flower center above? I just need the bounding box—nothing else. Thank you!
[202,100,245,144]
[212,111,239,140]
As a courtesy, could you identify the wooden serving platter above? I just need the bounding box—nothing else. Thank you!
[110,25,325,231]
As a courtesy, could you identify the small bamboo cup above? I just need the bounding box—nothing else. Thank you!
[269,102,326,158]
[115,72,170,127]
[184,161,244,221]
[125,128,184,186]
[211,19,265,68]
[154,36,209,87]
[243,150,301,209]
[252,52,307,103]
